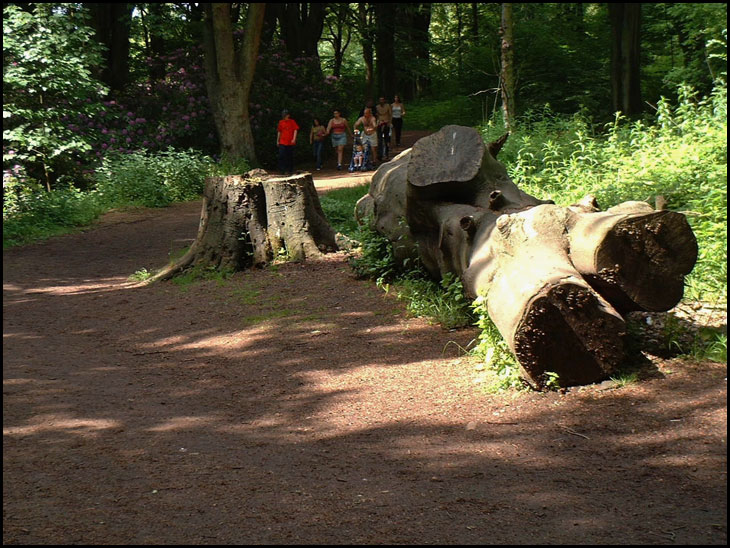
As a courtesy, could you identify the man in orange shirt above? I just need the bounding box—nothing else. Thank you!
[277,109,299,175]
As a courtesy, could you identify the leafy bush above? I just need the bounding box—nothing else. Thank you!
[3,3,108,189]
[349,223,403,284]
[4,148,214,247]
[2,181,106,247]
[94,149,213,208]
[391,272,474,329]
[404,96,484,130]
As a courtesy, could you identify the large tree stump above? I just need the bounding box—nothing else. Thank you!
[148,170,337,283]
[264,173,338,261]
[356,125,698,388]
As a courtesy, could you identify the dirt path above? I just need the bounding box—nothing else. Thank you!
[308,129,433,193]
[3,134,727,544]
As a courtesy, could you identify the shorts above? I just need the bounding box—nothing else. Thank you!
[361,132,376,147]
[331,132,347,147]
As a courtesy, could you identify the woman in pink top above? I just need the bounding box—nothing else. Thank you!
[325,109,351,171]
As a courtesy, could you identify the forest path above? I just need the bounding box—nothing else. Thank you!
[307,129,433,192]
[2,137,727,544]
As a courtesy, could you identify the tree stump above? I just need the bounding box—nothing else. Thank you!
[147,170,337,283]
[357,125,699,388]
[263,173,338,261]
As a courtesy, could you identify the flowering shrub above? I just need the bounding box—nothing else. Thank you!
[67,46,218,163]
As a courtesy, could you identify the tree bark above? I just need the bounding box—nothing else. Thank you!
[147,171,337,283]
[263,173,338,261]
[358,4,376,101]
[375,3,397,100]
[275,3,327,60]
[87,3,132,92]
[202,3,265,164]
[324,4,353,77]
[608,3,642,117]
[500,3,516,132]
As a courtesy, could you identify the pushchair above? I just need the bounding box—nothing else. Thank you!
[348,130,375,172]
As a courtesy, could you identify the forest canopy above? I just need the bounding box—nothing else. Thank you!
[3,3,727,273]
[3,3,726,178]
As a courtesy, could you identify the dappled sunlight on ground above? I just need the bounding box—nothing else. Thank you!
[4,194,726,544]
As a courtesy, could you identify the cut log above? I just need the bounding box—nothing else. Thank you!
[468,204,626,388]
[568,202,698,313]
[358,125,699,388]
[147,170,336,283]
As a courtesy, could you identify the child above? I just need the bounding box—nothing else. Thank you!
[353,144,365,169]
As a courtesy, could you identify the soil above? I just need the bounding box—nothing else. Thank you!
[3,131,727,545]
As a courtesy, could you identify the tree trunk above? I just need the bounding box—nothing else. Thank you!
[88,3,132,92]
[202,3,265,164]
[358,4,376,101]
[375,3,397,100]
[148,171,337,283]
[358,126,698,389]
[608,3,642,117]
[325,4,353,78]
[263,173,338,261]
[276,3,327,60]
[500,3,516,132]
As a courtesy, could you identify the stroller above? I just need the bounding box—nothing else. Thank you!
[348,130,375,172]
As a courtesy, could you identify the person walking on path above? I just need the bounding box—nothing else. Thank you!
[375,96,392,161]
[325,109,352,171]
[277,109,299,175]
[391,95,406,147]
[353,107,378,166]
[309,118,327,171]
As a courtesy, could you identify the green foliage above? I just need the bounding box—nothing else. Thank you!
[2,182,107,248]
[349,223,403,284]
[319,183,370,235]
[171,263,234,286]
[403,96,484,130]
[389,273,474,329]
[4,149,213,247]
[128,268,153,282]
[94,149,213,208]
[470,295,523,391]
[3,3,108,189]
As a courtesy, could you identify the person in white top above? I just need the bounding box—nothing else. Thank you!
[391,95,406,147]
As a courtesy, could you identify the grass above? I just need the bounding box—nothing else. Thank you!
[319,183,370,235]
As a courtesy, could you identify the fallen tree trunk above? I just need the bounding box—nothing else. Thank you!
[356,125,698,388]
[147,170,337,283]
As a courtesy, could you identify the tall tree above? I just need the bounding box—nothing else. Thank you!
[136,3,168,80]
[87,3,133,92]
[3,3,108,189]
[269,3,327,60]
[375,3,397,100]
[397,3,432,101]
[202,3,265,164]
[608,3,642,117]
[322,3,353,77]
[358,4,376,101]
[500,3,515,131]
